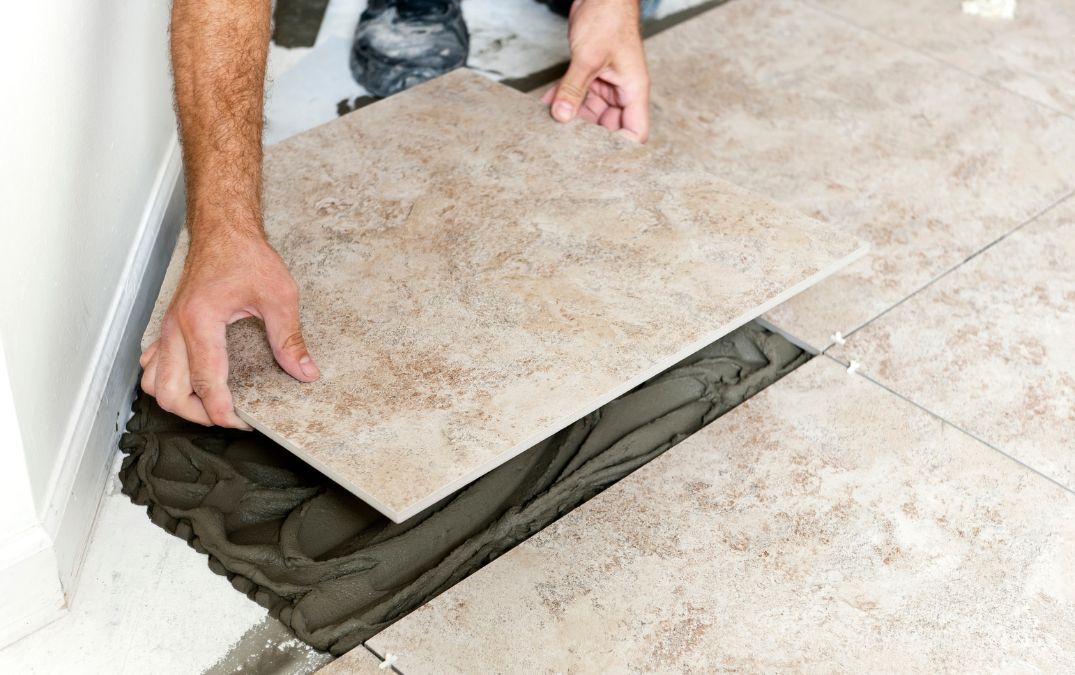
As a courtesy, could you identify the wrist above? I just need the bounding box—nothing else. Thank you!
[187,211,266,250]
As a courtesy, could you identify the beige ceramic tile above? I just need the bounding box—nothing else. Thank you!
[316,648,387,675]
[831,197,1075,489]
[806,0,1075,116]
[146,69,864,522]
[368,357,1075,673]
[643,0,1075,349]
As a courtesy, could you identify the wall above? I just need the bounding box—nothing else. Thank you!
[0,340,66,645]
[0,0,182,640]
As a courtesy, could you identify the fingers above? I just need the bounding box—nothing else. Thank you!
[618,84,650,143]
[150,319,213,426]
[598,105,623,132]
[551,53,605,124]
[579,89,611,125]
[140,345,159,395]
[260,285,320,383]
[140,340,159,369]
[183,312,250,430]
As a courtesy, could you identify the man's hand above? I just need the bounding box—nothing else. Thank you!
[543,0,650,142]
[140,228,318,429]
[150,0,318,428]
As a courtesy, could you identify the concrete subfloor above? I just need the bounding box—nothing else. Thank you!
[0,458,330,674]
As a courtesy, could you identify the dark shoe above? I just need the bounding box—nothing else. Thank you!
[350,0,469,98]
[538,0,662,20]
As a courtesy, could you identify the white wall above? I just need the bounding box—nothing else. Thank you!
[0,0,182,640]
[0,340,66,645]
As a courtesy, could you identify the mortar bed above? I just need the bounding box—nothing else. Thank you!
[118,321,808,660]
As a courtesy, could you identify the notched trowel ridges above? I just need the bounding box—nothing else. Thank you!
[119,322,808,656]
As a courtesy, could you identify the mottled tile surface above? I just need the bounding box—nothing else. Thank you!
[315,649,385,675]
[831,197,1075,489]
[147,70,863,521]
[807,0,1075,116]
[644,0,1075,349]
[367,357,1075,673]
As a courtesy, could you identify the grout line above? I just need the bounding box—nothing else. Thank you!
[838,187,1075,344]
[824,354,1075,497]
[793,0,1075,122]
[362,642,406,675]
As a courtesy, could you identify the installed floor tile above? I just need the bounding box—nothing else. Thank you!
[365,357,1075,673]
[148,69,863,522]
[315,648,384,675]
[644,0,1075,349]
[831,197,1075,490]
[807,0,1075,116]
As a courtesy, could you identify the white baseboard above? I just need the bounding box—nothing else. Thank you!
[40,136,185,599]
[0,525,66,647]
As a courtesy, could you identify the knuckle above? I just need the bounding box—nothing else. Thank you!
[190,376,215,400]
[280,279,300,303]
[156,391,181,413]
[140,370,155,394]
[280,330,307,354]
[174,301,204,327]
[264,277,299,305]
[206,404,234,425]
[558,80,587,101]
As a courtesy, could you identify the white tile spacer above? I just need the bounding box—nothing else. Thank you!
[830,331,847,345]
[961,0,1016,20]
[846,360,861,375]
[379,653,399,670]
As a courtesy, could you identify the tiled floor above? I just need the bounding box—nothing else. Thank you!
[317,0,1075,671]
[14,0,1074,672]
[148,69,864,522]
[361,358,1075,673]
[644,0,1075,350]
[806,0,1075,116]
[316,647,386,674]
[830,197,1075,490]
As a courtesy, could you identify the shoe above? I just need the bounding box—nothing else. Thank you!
[350,0,469,98]
[538,0,661,20]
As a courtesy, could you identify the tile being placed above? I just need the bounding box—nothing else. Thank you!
[807,0,1075,116]
[366,357,1075,673]
[643,0,1075,349]
[146,69,864,522]
[831,197,1075,489]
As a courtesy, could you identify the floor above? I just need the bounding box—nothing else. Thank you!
[3,0,680,671]
[5,0,1073,672]
[149,67,863,523]
[333,0,1075,671]
[0,456,330,674]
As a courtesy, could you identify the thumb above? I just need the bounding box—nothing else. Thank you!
[551,55,602,123]
[261,298,320,382]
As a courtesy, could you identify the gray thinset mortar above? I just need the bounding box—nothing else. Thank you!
[119,321,807,657]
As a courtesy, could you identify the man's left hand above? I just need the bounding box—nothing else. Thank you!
[543,0,650,143]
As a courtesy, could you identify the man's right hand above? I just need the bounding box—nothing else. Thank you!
[140,226,319,429]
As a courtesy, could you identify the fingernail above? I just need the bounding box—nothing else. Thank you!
[299,355,321,380]
[552,102,574,122]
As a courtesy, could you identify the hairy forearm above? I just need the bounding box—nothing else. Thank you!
[171,0,271,241]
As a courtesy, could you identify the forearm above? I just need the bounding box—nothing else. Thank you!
[170,0,271,241]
